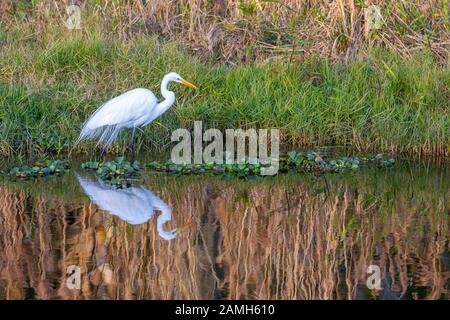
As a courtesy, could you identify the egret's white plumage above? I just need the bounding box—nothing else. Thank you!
[77,174,190,240]
[75,72,197,154]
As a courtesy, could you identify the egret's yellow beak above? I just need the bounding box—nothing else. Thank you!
[180,79,197,89]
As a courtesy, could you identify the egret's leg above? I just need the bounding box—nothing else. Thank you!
[130,127,136,161]
[99,145,106,160]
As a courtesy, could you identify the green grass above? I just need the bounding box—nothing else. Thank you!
[0,29,448,157]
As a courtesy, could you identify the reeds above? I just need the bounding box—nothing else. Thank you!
[2,1,448,63]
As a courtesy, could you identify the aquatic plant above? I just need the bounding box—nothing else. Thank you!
[147,160,264,179]
[147,151,395,178]
[371,154,397,168]
[8,159,70,180]
[81,157,141,188]
[279,151,360,174]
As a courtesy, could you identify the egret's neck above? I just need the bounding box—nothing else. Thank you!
[157,77,175,114]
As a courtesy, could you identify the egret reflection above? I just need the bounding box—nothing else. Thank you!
[76,174,186,240]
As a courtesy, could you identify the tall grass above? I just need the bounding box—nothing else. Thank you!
[0,2,448,157]
[2,0,449,63]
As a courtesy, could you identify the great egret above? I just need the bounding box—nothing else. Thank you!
[75,72,197,158]
[76,174,191,240]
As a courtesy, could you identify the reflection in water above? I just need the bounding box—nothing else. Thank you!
[77,174,178,240]
[0,162,448,299]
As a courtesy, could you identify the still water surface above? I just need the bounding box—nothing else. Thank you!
[0,158,448,299]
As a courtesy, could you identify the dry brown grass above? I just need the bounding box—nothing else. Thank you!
[2,0,449,64]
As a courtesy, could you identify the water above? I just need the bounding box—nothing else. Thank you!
[0,158,448,300]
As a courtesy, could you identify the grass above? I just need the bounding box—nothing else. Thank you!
[2,0,448,64]
[0,4,448,158]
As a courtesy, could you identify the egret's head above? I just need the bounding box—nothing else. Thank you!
[158,222,192,241]
[165,72,197,89]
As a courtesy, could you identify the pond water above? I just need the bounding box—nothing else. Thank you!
[0,158,448,300]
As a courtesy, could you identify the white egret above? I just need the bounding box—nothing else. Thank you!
[76,174,191,240]
[75,72,197,158]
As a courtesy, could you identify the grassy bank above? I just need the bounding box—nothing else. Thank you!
[0,4,448,158]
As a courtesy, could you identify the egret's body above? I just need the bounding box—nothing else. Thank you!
[75,72,196,157]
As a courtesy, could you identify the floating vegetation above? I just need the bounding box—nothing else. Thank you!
[147,160,263,179]
[147,151,395,178]
[280,151,395,173]
[370,154,397,168]
[8,159,71,180]
[81,157,141,188]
